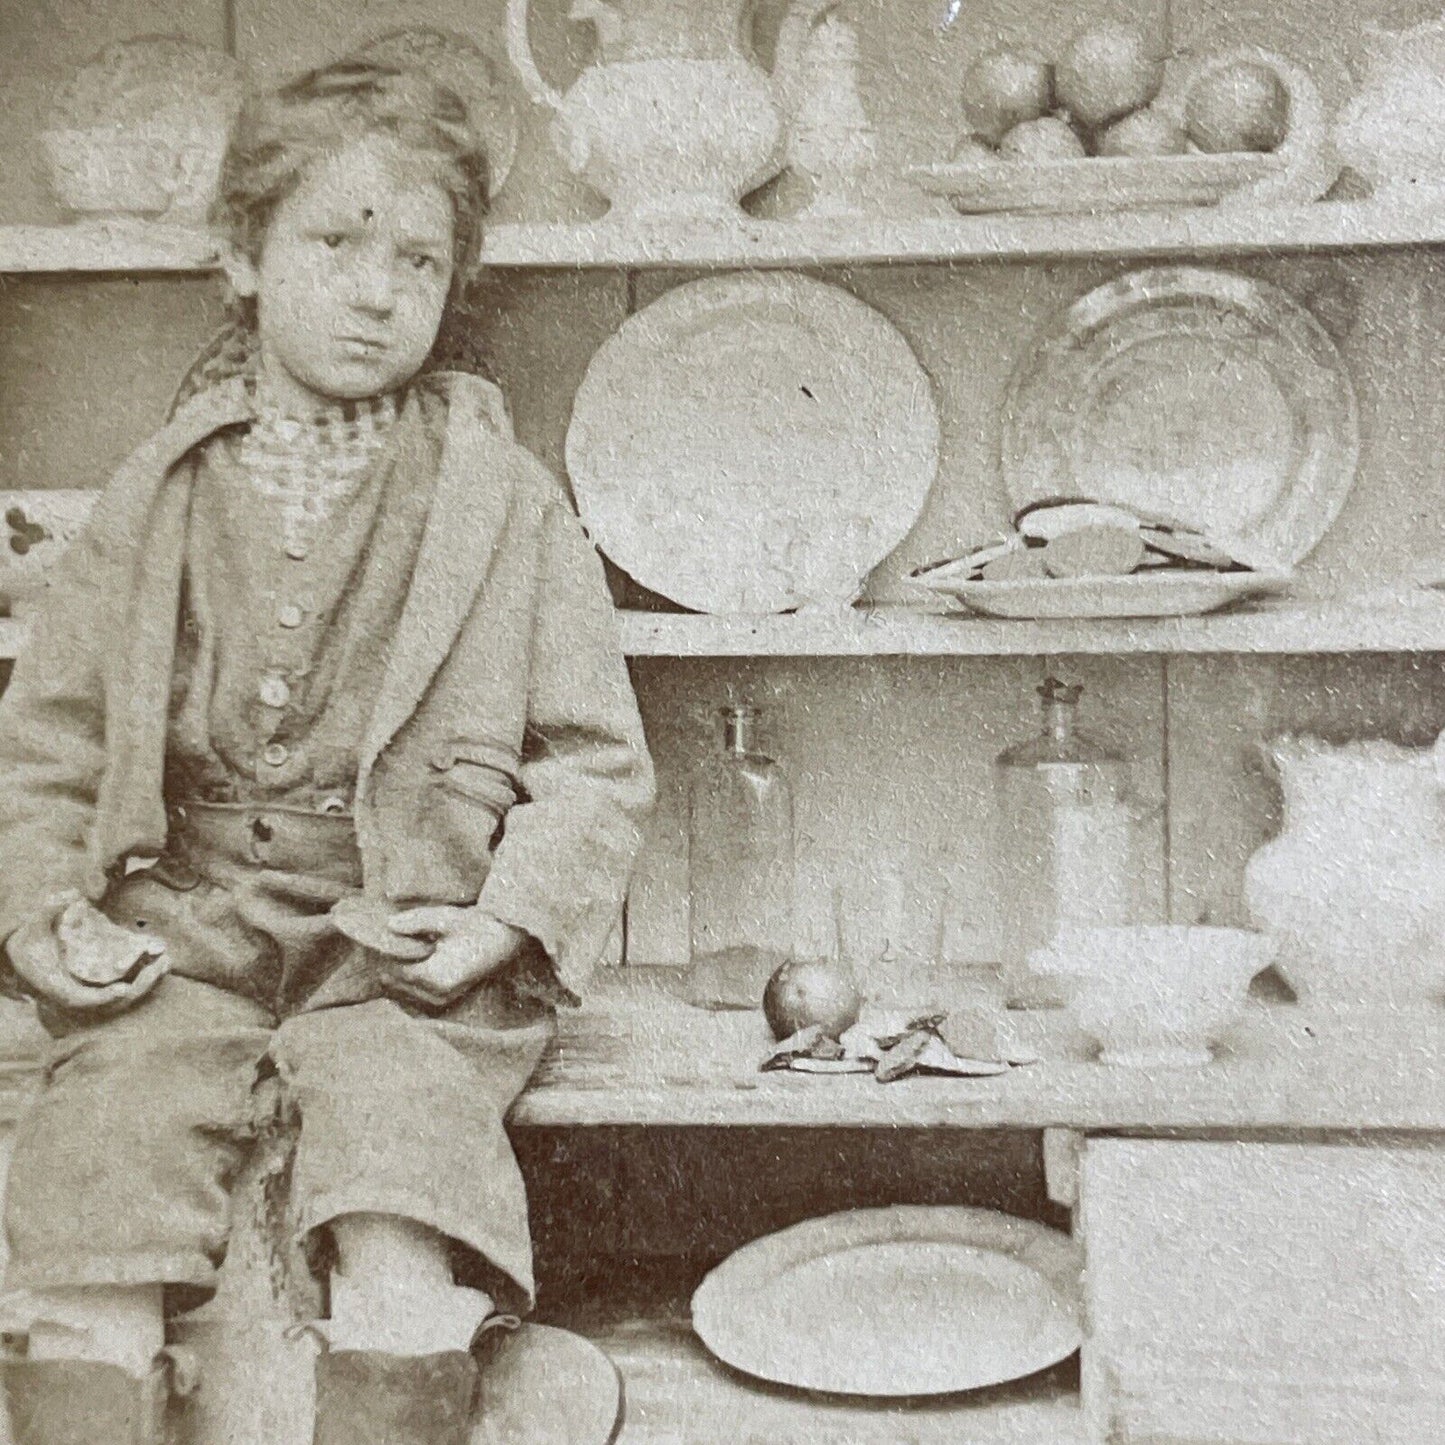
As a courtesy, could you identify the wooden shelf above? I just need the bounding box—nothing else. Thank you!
[0,971,1440,1131]
[479,202,1445,269]
[6,595,1445,663]
[508,973,1445,1133]
[0,221,220,273]
[619,593,1445,658]
[587,1316,1087,1444]
[2,202,1443,274]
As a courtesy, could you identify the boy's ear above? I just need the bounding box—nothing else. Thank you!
[220,244,259,299]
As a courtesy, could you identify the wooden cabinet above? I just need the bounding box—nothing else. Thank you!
[1081,1138,1445,1444]
[3,8,1445,1436]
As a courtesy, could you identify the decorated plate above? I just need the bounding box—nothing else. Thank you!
[1001,267,1359,570]
[916,568,1290,620]
[566,273,940,616]
[907,153,1278,215]
[691,1205,1081,1397]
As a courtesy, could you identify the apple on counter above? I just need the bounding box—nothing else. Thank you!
[763,958,863,1042]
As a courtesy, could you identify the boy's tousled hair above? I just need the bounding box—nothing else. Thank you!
[175,57,496,411]
[215,58,491,297]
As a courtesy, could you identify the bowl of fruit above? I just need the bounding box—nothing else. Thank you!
[907,27,1336,215]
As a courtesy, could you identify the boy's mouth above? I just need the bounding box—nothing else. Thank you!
[337,336,389,358]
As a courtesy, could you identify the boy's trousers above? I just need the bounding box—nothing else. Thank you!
[2,803,555,1317]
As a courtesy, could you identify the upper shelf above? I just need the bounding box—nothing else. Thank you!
[2,202,1443,274]
[5,594,1445,661]
[618,593,1445,657]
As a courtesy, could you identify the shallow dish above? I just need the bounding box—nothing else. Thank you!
[907,153,1278,215]
[914,569,1290,620]
[566,272,939,615]
[1029,925,1276,1068]
[691,1204,1081,1397]
[45,38,241,222]
[1002,267,1359,571]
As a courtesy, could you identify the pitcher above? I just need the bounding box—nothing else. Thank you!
[506,0,834,220]
[1244,736,1445,1010]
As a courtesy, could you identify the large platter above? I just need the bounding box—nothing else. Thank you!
[907,153,1279,215]
[566,273,940,616]
[1001,267,1359,570]
[915,568,1290,620]
[691,1205,1081,1398]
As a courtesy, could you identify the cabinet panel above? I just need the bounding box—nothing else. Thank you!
[0,276,226,490]
[1081,1137,1445,1443]
[625,654,1166,972]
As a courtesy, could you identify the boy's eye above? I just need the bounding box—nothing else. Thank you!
[321,233,346,250]
[407,252,441,272]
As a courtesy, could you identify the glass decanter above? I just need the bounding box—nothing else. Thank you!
[686,704,796,1010]
[994,678,1141,1006]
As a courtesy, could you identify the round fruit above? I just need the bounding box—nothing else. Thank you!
[763,958,863,1042]
[1184,61,1289,153]
[1098,107,1189,158]
[998,116,1087,162]
[959,48,1053,146]
[1056,22,1166,128]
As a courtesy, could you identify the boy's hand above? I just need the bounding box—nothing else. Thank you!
[6,899,168,1012]
[383,906,528,1008]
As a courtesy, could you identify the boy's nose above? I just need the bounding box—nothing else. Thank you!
[349,262,395,316]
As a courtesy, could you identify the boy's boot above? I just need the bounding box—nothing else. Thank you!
[2,1356,173,1445]
[311,1347,479,1445]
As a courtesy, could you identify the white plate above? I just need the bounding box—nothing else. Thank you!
[1002,267,1359,570]
[691,1205,1081,1397]
[566,273,940,615]
[907,153,1278,215]
[916,569,1291,620]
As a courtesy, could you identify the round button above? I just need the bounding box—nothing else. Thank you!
[262,742,289,768]
[258,674,291,709]
[277,604,304,630]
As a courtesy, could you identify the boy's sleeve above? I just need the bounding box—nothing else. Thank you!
[0,532,113,952]
[474,486,656,996]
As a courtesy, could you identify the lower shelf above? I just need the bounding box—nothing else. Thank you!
[580,1317,1088,1445]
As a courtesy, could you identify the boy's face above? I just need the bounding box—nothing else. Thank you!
[229,134,456,412]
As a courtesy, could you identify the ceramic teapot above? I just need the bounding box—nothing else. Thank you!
[506,0,834,221]
[1243,735,1445,1010]
[1335,14,1445,202]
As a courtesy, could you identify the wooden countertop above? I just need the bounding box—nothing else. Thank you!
[517,970,1445,1133]
[0,970,1440,1134]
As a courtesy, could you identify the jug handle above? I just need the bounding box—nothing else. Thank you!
[506,0,565,112]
